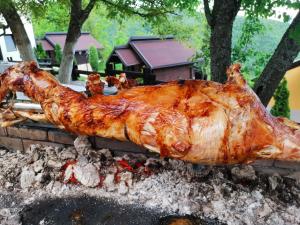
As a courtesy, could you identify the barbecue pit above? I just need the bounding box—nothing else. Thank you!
[1,135,300,225]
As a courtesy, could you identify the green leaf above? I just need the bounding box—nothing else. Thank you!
[283,12,291,23]
[289,23,300,45]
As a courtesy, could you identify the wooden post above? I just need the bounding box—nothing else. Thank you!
[105,63,114,76]
[71,64,79,81]
[143,68,155,85]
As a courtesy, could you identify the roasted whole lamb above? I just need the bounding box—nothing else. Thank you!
[0,61,299,164]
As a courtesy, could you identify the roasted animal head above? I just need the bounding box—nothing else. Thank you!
[0,62,27,101]
[0,61,58,103]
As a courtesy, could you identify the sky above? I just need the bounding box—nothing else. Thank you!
[270,6,298,21]
[198,3,298,23]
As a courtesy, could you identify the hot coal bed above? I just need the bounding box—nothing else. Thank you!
[1,124,300,225]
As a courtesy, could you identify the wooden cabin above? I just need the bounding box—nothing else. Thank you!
[37,32,103,65]
[106,36,195,83]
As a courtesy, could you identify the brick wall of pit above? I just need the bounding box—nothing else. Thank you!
[0,124,299,175]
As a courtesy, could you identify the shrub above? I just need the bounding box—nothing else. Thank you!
[54,44,62,65]
[73,56,78,66]
[270,78,290,119]
[34,43,47,59]
[89,46,99,71]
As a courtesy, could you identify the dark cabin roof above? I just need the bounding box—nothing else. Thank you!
[38,39,53,51]
[37,32,103,52]
[108,36,195,69]
[114,45,142,66]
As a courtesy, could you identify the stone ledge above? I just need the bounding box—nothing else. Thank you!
[0,136,23,151]
[0,127,7,136]
[250,160,274,167]
[95,137,148,153]
[111,149,159,158]
[48,130,76,145]
[273,160,300,170]
[252,166,293,176]
[22,139,65,151]
[1,124,300,175]
[7,126,47,141]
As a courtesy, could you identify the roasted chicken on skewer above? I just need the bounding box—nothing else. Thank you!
[86,73,137,96]
[0,61,299,164]
[86,73,105,96]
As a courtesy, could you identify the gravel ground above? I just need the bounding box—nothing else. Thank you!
[0,136,300,225]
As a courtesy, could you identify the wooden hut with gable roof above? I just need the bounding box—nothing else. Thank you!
[106,36,195,83]
[37,32,103,65]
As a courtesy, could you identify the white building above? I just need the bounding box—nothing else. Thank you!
[0,16,36,62]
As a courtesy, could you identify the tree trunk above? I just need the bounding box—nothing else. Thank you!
[0,1,37,62]
[204,0,241,83]
[57,0,96,83]
[57,19,81,83]
[253,11,300,106]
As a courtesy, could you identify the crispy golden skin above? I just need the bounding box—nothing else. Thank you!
[1,61,300,164]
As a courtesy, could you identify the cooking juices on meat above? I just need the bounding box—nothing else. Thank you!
[1,61,300,164]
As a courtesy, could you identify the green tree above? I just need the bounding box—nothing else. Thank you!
[232,16,270,87]
[203,0,300,105]
[232,16,265,63]
[31,3,69,38]
[203,0,241,83]
[0,0,38,62]
[54,44,62,65]
[34,43,47,59]
[56,0,199,83]
[270,78,290,119]
[253,11,300,105]
[89,46,99,71]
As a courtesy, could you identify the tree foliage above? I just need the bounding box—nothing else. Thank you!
[270,78,290,119]
[201,0,299,106]
[253,11,300,105]
[54,44,62,65]
[232,16,265,61]
[0,0,49,17]
[241,0,300,18]
[89,46,99,71]
[232,16,271,86]
[83,5,149,71]
[101,0,198,22]
[32,3,69,38]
